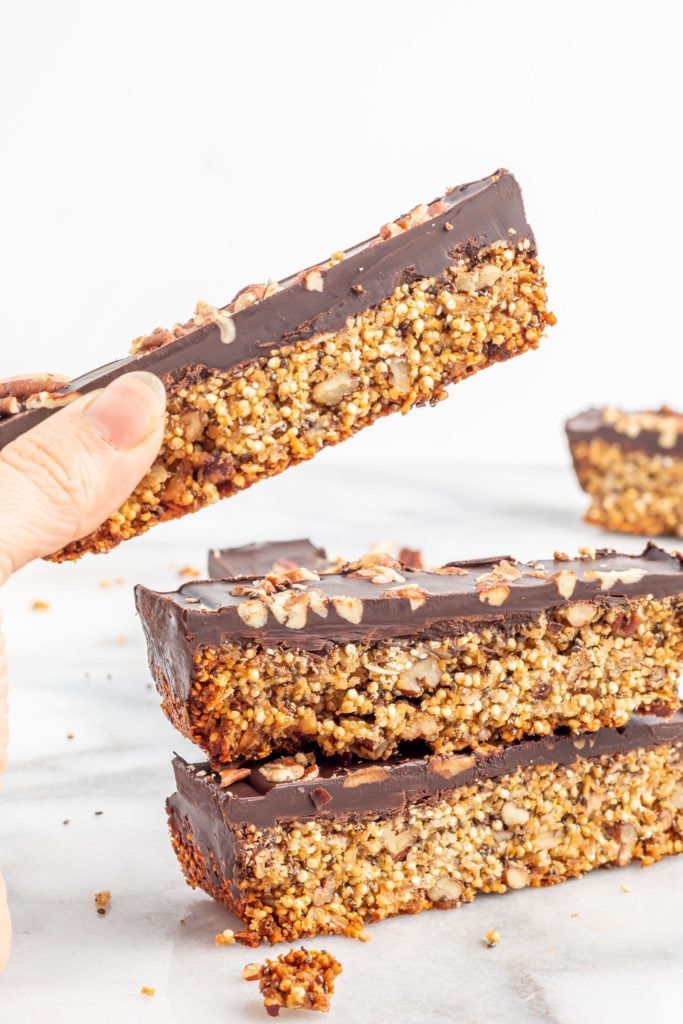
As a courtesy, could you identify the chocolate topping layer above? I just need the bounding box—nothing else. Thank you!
[208,539,328,579]
[170,715,683,829]
[136,544,683,657]
[567,408,683,458]
[0,169,531,449]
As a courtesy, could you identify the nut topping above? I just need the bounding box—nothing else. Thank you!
[553,570,577,599]
[331,595,363,624]
[237,599,269,629]
[307,589,329,619]
[384,584,428,610]
[583,568,647,591]
[219,767,251,787]
[478,583,510,607]
[194,301,236,345]
[353,565,405,585]
[258,757,306,783]
[303,269,324,292]
[0,373,73,417]
[342,765,390,788]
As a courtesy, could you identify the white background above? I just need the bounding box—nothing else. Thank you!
[1,0,682,468]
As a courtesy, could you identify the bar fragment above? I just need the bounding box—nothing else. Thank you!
[207,538,424,578]
[567,407,683,537]
[136,545,683,764]
[0,169,553,560]
[208,539,330,579]
[166,717,683,945]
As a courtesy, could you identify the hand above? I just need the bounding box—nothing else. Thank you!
[0,371,166,971]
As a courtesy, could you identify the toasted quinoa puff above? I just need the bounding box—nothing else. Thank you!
[242,948,342,1016]
[136,547,683,765]
[0,170,553,560]
[167,727,683,945]
[567,407,683,537]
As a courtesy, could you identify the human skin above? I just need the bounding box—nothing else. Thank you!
[0,371,166,970]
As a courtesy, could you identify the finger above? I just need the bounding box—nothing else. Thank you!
[0,371,166,577]
[0,612,6,778]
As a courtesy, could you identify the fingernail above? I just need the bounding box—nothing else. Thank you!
[84,371,166,449]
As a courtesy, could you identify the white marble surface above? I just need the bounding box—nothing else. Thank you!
[1,459,682,1024]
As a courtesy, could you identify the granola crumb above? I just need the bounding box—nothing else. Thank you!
[178,565,201,579]
[242,948,342,1016]
[31,600,50,612]
[94,890,111,915]
[485,928,500,947]
[620,883,632,893]
[215,928,236,945]
[116,635,126,646]
[179,918,187,925]
[140,986,155,997]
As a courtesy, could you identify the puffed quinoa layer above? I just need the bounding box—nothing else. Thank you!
[54,243,548,559]
[161,597,682,763]
[168,743,683,945]
[571,438,683,538]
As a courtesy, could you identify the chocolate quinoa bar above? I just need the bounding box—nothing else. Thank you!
[0,169,553,561]
[567,407,683,537]
[136,544,683,764]
[167,716,683,945]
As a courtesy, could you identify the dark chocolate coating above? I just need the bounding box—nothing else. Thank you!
[136,545,683,675]
[208,539,328,579]
[566,408,683,458]
[169,715,683,829]
[0,169,532,450]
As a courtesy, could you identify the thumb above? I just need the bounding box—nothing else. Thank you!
[0,371,166,575]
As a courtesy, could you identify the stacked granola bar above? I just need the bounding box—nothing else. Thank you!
[137,540,683,946]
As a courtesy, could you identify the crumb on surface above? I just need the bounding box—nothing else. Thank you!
[485,928,500,947]
[116,635,126,646]
[215,928,235,945]
[140,986,155,997]
[242,948,342,1016]
[179,565,201,579]
[31,600,50,611]
[95,890,111,915]
[620,883,632,893]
